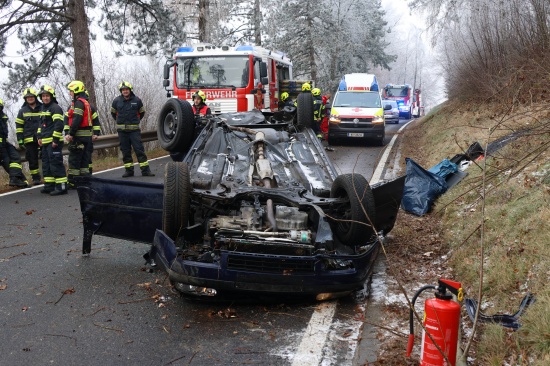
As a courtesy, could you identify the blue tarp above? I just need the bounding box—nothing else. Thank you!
[401,158,448,216]
[428,158,458,178]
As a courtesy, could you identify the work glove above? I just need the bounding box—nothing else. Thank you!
[18,140,25,149]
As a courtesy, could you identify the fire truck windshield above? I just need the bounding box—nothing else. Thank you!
[176,56,250,89]
[385,87,410,97]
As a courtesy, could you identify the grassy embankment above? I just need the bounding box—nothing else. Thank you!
[397,100,550,365]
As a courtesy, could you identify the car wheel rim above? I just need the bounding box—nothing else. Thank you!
[163,112,177,138]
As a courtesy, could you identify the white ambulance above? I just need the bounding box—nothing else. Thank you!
[328,73,387,146]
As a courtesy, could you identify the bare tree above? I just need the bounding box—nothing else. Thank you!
[0,0,185,106]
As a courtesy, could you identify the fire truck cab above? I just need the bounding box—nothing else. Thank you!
[162,44,293,114]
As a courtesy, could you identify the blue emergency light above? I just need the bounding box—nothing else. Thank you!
[236,45,255,51]
[338,78,347,91]
[176,46,194,52]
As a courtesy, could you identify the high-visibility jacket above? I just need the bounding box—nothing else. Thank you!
[0,111,10,144]
[111,93,145,132]
[67,95,93,137]
[313,96,325,121]
[192,103,211,116]
[37,101,64,145]
[15,101,43,144]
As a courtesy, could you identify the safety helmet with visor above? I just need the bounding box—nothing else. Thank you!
[193,90,206,103]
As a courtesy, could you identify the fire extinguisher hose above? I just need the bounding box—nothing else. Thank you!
[406,284,437,357]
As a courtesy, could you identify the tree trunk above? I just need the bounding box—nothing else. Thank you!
[198,0,209,43]
[254,0,261,46]
[67,0,97,109]
[307,12,316,83]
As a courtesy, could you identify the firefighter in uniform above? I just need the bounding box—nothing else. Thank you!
[111,81,154,177]
[15,87,43,184]
[192,90,211,137]
[37,85,67,195]
[312,87,325,139]
[65,80,93,188]
[278,92,294,109]
[84,90,100,174]
[0,98,29,188]
[64,90,100,174]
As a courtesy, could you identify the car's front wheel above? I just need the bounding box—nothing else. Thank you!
[157,99,195,153]
[163,161,191,240]
[330,173,376,246]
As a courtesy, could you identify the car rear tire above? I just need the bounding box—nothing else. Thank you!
[296,93,313,130]
[330,173,376,246]
[157,99,195,153]
[163,161,191,240]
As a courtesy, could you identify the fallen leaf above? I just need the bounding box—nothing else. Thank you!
[63,288,76,295]
[22,306,28,311]
[0,284,7,290]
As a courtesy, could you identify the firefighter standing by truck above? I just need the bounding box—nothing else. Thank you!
[312,87,325,139]
[192,90,211,137]
[111,81,154,178]
[15,87,43,185]
[65,80,93,189]
[0,98,29,188]
[37,85,67,195]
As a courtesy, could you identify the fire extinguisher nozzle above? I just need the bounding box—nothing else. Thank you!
[406,334,414,357]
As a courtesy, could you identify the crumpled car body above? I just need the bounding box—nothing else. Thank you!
[77,105,404,300]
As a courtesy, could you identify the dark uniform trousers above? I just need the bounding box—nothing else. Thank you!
[118,130,148,172]
[67,136,92,187]
[1,143,27,182]
[25,139,41,180]
[41,142,65,191]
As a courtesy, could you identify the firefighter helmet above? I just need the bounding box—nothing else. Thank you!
[118,81,133,91]
[301,82,311,92]
[67,80,86,94]
[23,87,38,99]
[0,98,3,109]
[280,92,289,102]
[193,90,206,102]
[39,85,56,99]
[312,88,321,96]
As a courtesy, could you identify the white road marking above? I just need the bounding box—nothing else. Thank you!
[291,302,338,366]
[371,121,412,184]
[291,122,412,365]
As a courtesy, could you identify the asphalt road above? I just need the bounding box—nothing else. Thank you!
[0,120,408,365]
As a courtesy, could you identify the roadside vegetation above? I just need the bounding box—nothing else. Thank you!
[383,98,550,365]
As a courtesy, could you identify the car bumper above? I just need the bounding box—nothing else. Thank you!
[328,122,385,140]
[150,229,381,297]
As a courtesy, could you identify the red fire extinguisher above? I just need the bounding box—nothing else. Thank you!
[406,279,464,366]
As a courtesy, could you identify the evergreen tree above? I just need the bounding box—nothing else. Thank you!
[266,0,395,92]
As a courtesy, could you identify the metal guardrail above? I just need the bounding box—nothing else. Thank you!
[17,130,158,162]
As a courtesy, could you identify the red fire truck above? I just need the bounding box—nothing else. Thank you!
[162,44,294,114]
[382,84,422,119]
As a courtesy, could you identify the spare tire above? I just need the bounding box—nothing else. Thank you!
[157,99,195,152]
[296,93,313,130]
[163,161,191,240]
[330,173,376,246]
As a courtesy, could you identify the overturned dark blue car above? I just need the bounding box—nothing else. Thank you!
[76,94,404,300]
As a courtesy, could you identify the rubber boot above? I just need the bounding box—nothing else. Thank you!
[41,183,55,194]
[141,168,155,177]
[122,169,134,178]
[9,177,29,188]
[32,174,42,185]
[50,183,68,196]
